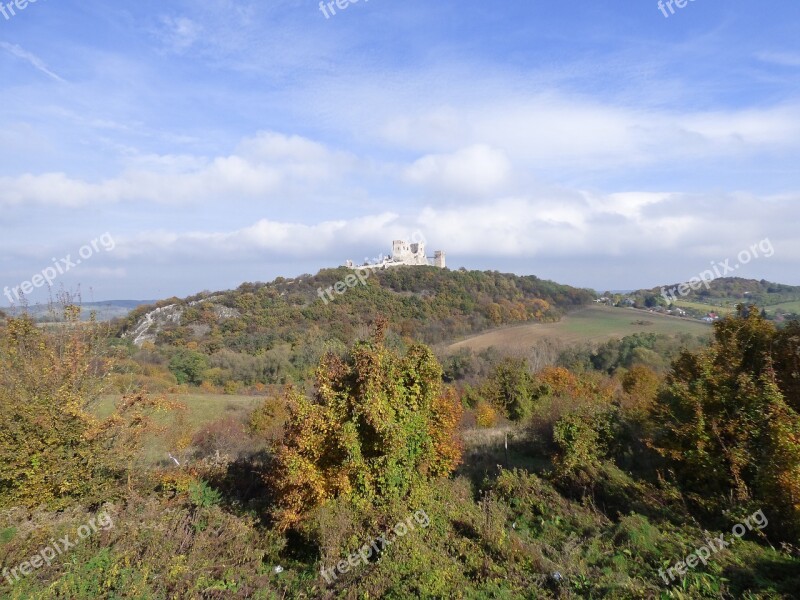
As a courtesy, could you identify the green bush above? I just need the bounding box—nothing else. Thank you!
[168,349,209,385]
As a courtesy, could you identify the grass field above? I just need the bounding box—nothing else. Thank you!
[94,393,264,465]
[672,299,735,315]
[670,298,800,317]
[449,305,710,353]
[95,393,262,423]
[766,300,800,315]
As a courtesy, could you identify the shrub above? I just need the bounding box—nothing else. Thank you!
[270,321,463,529]
[650,309,800,540]
[224,380,242,395]
[0,312,176,509]
[168,349,209,385]
[191,416,250,460]
[480,357,544,421]
[188,479,222,508]
[249,397,289,442]
[475,401,499,428]
[553,412,602,475]
[620,364,662,413]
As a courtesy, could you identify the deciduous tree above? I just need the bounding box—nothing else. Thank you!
[270,321,463,529]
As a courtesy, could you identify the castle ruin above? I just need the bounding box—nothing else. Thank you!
[345,240,446,270]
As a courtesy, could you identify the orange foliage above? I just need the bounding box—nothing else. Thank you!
[269,324,462,530]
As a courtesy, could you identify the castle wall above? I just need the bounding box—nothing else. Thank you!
[347,240,445,270]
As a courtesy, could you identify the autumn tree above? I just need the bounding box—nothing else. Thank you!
[773,320,800,413]
[0,309,176,508]
[620,365,662,413]
[270,322,463,529]
[650,308,800,540]
[484,357,539,421]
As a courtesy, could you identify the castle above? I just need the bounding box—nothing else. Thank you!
[345,240,446,270]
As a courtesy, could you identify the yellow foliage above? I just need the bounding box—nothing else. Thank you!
[475,401,498,428]
[0,311,179,508]
[270,323,463,530]
[620,365,662,413]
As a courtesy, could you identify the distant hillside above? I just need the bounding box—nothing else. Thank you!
[116,267,594,383]
[620,277,800,320]
[4,300,155,323]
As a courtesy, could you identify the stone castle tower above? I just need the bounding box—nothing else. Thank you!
[345,240,446,270]
[391,240,429,266]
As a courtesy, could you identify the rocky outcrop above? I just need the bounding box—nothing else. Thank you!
[124,297,241,346]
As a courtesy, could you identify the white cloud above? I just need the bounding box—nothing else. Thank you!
[405,144,511,196]
[157,16,203,51]
[105,191,800,265]
[677,105,800,148]
[386,99,800,169]
[321,76,800,171]
[0,132,356,207]
[111,212,404,260]
[0,42,65,82]
[6,189,796,300]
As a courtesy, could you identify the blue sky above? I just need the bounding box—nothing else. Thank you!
[1,0,799,303]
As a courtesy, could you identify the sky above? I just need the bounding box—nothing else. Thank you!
[1,0,799,303]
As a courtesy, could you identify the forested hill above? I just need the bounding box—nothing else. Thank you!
[622,277,800,318]
[118,266,594,355]
[647,277,800,302]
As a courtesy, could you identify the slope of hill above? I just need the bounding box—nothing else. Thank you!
[120,267,594,348]
[115,267,594,385]
[622,277,800,319]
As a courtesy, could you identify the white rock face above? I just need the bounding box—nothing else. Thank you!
[124,297,241,346]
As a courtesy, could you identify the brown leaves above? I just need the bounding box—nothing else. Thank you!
[269,330,462,530]
[0,313,179,509]
[650,310,800,540]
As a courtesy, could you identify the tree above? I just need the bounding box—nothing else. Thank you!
[482,357,540,421]
[774,320,800,413]
[621,365,662,413]
[650,309,800,540]
[269,321,463,529]
[0,310,175,508]
[169,348,209,385]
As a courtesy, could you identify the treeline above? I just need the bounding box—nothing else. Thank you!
[112,268,594,391]
[459,307,800,536]
[623,277,800,311]
[436,332,709,392]
[557,331,710,374]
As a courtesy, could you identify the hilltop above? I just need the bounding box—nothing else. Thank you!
[114,267,593,384]
[119,267,595,347]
